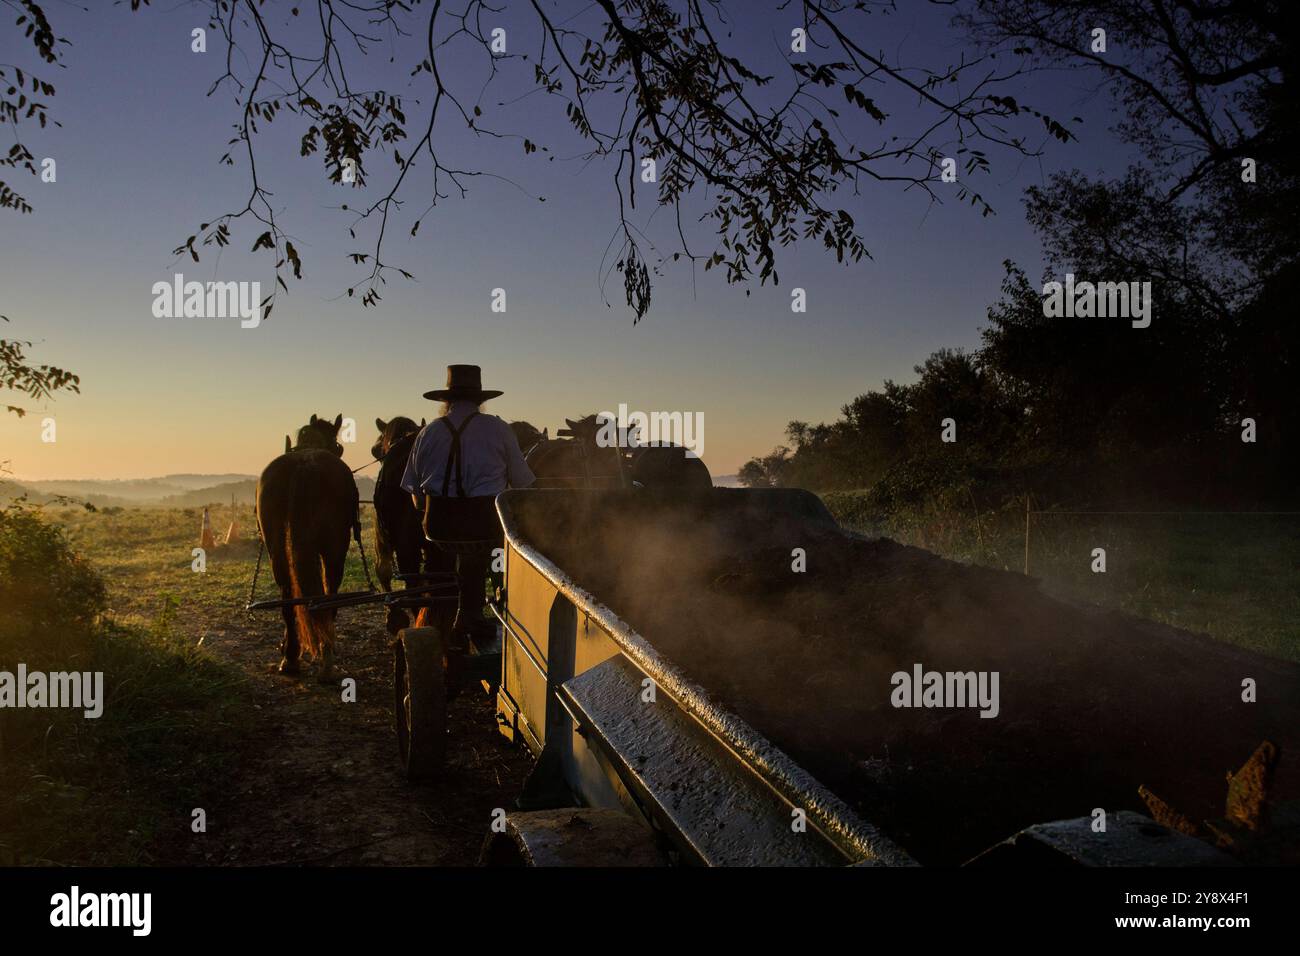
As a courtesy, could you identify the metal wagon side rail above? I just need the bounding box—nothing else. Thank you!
[495,488,915,866]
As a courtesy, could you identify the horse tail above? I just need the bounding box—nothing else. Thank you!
[286,521,334,660]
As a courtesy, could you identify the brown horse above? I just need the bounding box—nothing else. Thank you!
[509,420,547,455]
[370,416,426,592]
[525,414,711,489]
[285,415,344,455]
[370,416,459,634]
[257,413,359,681]
[525,415,625,488]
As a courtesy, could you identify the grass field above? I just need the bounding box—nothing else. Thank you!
[823,491,1300,663]
[52,503,381,633]
[1,502,381,865]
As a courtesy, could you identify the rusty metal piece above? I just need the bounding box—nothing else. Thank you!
[1224,740,1276,831]
[1138,740,1280,856]
[1138,784,1202,837]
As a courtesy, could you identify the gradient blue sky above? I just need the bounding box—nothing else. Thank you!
[1,1,1135,479]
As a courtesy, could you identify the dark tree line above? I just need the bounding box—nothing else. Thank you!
[742,0,1297,508]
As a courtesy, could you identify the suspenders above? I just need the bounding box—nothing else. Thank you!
[438,412,480,498]
[422,411,497,553]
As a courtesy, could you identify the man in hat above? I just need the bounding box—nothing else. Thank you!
[401,365,534,642]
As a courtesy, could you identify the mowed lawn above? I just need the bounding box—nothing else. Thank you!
[824,493,1300,664]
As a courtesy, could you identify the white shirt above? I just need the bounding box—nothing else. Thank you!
[400,401,534,497]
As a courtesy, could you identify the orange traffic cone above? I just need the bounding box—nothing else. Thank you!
[200,507,218,551]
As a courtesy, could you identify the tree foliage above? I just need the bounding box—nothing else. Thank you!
[2,1,74,415]
[110,0,1072,320]
[1,315,80,418]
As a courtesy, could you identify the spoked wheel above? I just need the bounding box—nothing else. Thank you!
[394,627,447,780]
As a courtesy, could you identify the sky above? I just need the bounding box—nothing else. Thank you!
[0,1,1134,480]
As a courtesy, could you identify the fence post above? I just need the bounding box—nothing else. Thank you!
[1023,494,1031,576]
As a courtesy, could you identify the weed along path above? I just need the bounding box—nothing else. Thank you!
[58,507,531,867]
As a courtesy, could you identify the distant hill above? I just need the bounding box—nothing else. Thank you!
[155,476,377,507]
[1,474,376,508]
[9,477,199,503]
[0,478,140,508]
[146,473,253,491]
[156,479,259,507]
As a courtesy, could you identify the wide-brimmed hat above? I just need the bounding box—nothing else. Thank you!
[423,364,504,402]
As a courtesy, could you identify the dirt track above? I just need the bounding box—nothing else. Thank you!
[160,601,531,867]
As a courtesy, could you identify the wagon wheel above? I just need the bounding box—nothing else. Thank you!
[394,627,447,780]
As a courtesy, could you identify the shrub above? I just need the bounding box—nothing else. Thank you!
[0,500,107,668]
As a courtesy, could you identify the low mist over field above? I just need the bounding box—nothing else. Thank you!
[1,474,376,508]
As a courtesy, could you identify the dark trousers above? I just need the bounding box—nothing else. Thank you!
[424,494,502,640]
[454,548,492,634]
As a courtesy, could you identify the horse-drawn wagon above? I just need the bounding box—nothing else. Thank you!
[394,486,1300,867]
[478,487,913,866]
[251,415,1300,866]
